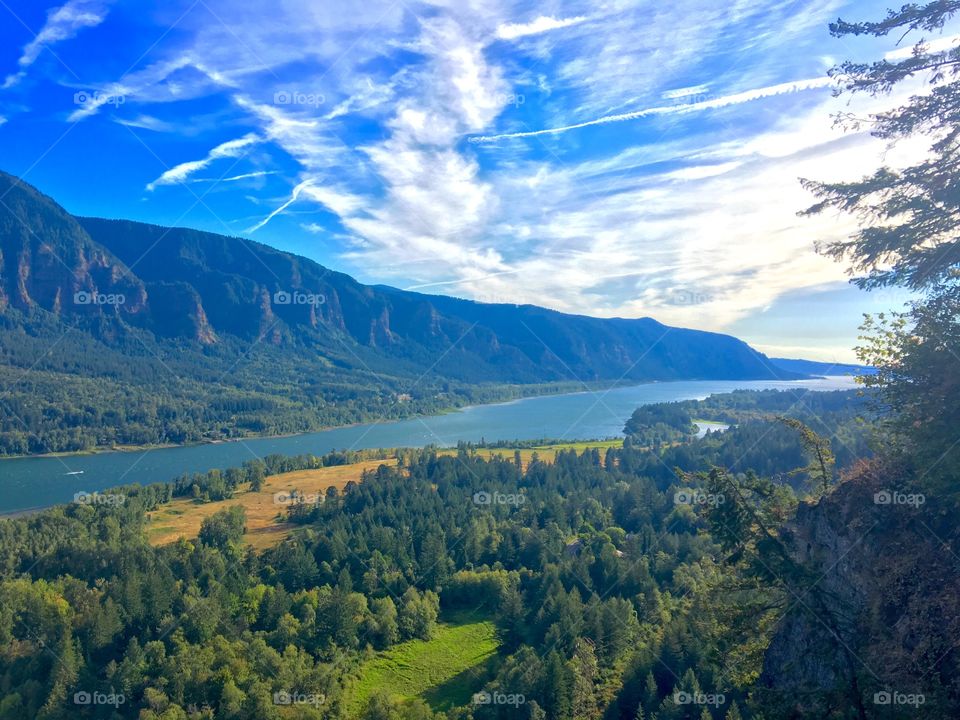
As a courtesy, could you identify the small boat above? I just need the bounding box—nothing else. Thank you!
[64,470,84,476]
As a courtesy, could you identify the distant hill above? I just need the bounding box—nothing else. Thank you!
[769,358,874,377]
[0,170,804,454]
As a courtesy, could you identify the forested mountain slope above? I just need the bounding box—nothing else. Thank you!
[0,171,801,455]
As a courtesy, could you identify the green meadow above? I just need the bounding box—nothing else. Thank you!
[348,611,501,717]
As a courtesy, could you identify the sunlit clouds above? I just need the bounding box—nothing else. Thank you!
[0,0,951,361]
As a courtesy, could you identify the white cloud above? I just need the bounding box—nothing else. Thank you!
[347,74,929,333]
[67,55,200,121]
[40,0,931,359]
[324,75,400,120]
[233,96,349,171]
[146,133,261,190]
[246,179,311,233]
[246,11,510,272]
[495,15,588,41]
[662,84,710,100]
[884,34,960,60]
[192,170,277,183]
[471,76,835,142]
[3,0,109,88]
[115,114,175,132]
[326,15,511,277]
[246,178,363,233]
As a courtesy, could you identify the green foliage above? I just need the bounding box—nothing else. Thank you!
[621,390,871,491]
[623,404,697,447]
[775,417,836,494]
[2,383,949,718]
[198,505,246,552]
[804,0,960,489]
[350,610,499,715]
[0,306,608,457]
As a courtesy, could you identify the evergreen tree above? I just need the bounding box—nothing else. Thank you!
[570,639,600,720]
[542,651,573,720]
[803,0,960,486]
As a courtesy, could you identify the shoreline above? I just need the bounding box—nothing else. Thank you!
[0,377,850,519]
[0,375,844,462]
[0,378,643,461]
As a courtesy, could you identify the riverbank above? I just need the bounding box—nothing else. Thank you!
[0,377,857,514]
[0,378,640,461]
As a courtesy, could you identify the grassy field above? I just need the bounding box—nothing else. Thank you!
[145,459,396,549]
[348,610,500,717]
[144,441,620,549]
[442,438,622,469]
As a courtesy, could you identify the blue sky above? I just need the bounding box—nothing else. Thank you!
[0,0,945,361]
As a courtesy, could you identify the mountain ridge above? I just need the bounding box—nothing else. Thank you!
[0,169,803,384]
[0,170,813,454]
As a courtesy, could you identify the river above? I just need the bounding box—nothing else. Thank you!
[0,376,856,513]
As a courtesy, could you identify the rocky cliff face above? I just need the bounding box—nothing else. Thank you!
[761,459,960,716]
[0,175,147,319]
[1,170,807,385]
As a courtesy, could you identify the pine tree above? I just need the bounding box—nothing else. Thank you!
[644,671,659,710]
[803,1,960,484]
[570,640,599,720]
[542,651,573,720]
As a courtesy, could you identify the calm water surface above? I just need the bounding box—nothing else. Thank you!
[0,376,855,513]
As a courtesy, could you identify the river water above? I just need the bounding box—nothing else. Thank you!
[0,376,856,513]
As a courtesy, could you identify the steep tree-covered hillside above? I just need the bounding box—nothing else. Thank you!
[0,171,801,456]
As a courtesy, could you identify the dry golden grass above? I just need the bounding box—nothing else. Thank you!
[145,442,619,550]
[145,458,396,550]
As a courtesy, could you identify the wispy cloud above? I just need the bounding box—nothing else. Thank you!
[67,56,198,121]
[3,0,110,89]
[146,133,261,190]
[245,178,312,233]
[115,114,175,132]
[495,15,588,41]
[12,0,926,359]
[662,84,710,100]
[884,33,960,60]
[192,170,277,183]
[471,76,835,142]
